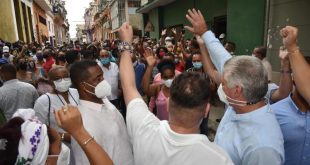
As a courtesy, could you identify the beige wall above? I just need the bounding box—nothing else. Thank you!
[0,0,17,42]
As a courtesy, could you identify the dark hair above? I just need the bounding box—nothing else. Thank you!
[170,72,210,108]
[65,50,79,64]
[155,47,168,58]
[0,117,24,164]
[255,46,267,58]
[190,39,200,51]
[81,50,94,60]
[0,64,17,79]
[225,42,236,52]
[16,58,28,71]
[157,59,175,75]
[70,60,98,88]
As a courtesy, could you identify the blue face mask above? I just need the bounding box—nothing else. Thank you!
[100,58,110,65]
[193,62,202,69]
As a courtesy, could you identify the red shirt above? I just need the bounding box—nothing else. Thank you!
[43,57,55,73]
[175,61,185,72]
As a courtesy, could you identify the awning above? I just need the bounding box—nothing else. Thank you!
[136,0,176,13]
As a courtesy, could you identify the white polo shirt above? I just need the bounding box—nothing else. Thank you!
[71,99,134,165]
[127,98,233,165]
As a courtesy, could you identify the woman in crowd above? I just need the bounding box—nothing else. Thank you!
[142,48,176,120]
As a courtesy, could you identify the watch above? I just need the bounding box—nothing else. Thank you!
[118,41,134,53]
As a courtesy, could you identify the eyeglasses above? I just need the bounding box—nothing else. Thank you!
[54,77,70,83]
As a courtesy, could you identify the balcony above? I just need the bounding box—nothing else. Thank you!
[34,0,53,12]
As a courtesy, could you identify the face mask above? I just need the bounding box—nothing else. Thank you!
[43,54,49,59]
[193,62,203,69]
[174,58,179,64]
[4,53,9,58]
[84,80,112,99]
[54,78,72,92]
[100,57,110,65]
[56,143,70,165]
[163,79,173,88]
[159,52,165,58]
[251,54,256,57]
[217,83,247,106]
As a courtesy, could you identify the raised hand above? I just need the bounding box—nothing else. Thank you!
[54,105,84,136]
[118,22,133,44]
[172,28,177,35]
[185,9,208,36]
[161,29,167,36]
[143,47,156,67]
[280,26,298,50]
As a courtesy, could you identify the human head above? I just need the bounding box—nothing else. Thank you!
[252,46,267,60]
[70,60,104,103]
[2,46,10,57]
[224,42,236,54]
[48,66,71,93]
[165,37,173,46]
[163,52,174,61]
[221,56,268,106]
[43,48,53,59]
[192,53,202,70]
[169,72,211,128]
[65,50,80,65]
[57,51,67,66]
[0,109,65,165]
[157,59,175,79]
[166,43,174,53]
[156,47,168,59]
[0,64,17,81]
[99,49,111,66]
[36,50,44,62]
[190,39,200,53]
[16,58,28,71]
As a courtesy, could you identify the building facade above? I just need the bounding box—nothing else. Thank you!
[0,0,35,43]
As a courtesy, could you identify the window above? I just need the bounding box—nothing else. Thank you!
[39,15,47,25]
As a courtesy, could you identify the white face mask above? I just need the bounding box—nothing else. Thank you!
[84,80,112,99]
[163,79,173,88]
[56,143,70,165]
[54,78,72,92]
[217,83,247,106]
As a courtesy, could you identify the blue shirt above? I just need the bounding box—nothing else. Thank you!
[215,105,285,165]
[134,62,146,96]
[271,95,310,165]
[203,31,284,164]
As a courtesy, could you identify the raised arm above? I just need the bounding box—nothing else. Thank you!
[118,23,142,105]
[55,106,114,165]
[185,9,232,73]
[196,35,222,85]
[280,26,310,104]
[141,49,160,97]
[270,47,293,102]
[160,29,167,46]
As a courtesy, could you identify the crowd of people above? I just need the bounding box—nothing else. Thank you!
[0,8,309,165]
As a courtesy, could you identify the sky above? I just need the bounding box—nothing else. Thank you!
[64,0,92,39]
